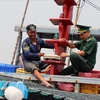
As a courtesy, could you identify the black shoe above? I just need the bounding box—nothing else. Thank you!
[71,72,78,76]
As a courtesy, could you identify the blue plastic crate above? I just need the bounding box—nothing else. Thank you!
[0,63,16,73]
[5,64,15,73]
[0,63,6,72]
[0,80,6,96]
[0,63,23,73]
[14,65,23,71]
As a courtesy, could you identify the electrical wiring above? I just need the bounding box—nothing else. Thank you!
[33,0,47,22]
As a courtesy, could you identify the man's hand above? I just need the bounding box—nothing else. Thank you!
[60,52,69,58]
[38,53,44,57]
[59,38,66,42]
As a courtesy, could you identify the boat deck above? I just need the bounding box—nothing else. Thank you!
[0,73,100,100]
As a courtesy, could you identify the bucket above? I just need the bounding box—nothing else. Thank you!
[4,86,23,100]
[7,81,28,99]
[56,82,74,92]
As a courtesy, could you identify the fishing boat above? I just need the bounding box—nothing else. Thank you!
[0,0,100,100]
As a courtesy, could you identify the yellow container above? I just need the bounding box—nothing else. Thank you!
[16,68,31,74]
[80,84,100,94]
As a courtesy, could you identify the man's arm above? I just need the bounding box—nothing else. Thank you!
[60,50,86,58]
[76,50,86,56]
[39,38,54,49]
[59,38,86,57]
[67,41,76,48]
[59,38,76,48]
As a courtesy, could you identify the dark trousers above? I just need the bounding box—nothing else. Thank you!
[59,52,93,75]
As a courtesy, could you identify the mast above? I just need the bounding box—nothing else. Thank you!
[74,0,81,27]
[44,0,77,75]
[11,0,30,65]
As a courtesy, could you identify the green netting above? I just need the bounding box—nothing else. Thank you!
[53,94,64,100]
[40,91,51,96]
[28,89,40,93]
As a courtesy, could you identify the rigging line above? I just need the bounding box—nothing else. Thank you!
[11,0,30,65]
[76,1,85,22]
[84,0,100,11]
[79,0,85,8]
[71,0,85,42]
[87,0,100,10]
[86,0,100,11]
[76,0,85,8]
[33,0,47,23]
[86,2,100,11]
[69,0,85,41]
[67,0,84,66]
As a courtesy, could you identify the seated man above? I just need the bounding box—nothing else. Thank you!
[22,24,54,87]
[59,25,98,76]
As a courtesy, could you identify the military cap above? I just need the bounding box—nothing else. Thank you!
[76,25,91,35]
[26,24,36,31]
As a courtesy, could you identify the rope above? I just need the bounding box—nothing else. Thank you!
[11,0,30,65]
[85,0,100,11]
[67,0,84,66]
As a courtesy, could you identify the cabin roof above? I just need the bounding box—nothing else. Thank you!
[14,26,100,41]
[15,26,100,34]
